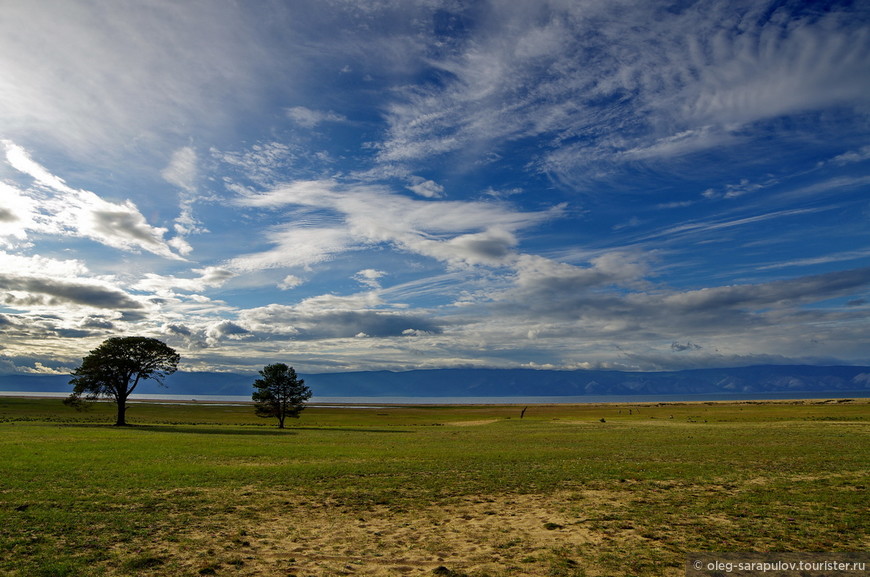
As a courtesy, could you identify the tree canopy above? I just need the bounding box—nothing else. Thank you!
[65,336,180,426]
[251,363,312,428]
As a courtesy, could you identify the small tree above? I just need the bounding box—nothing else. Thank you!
[251,363,312,428]
[65,336,180,426]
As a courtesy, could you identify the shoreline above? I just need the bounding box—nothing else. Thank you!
[1,390,867,407]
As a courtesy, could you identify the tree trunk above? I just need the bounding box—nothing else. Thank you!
[277,414,285,429]
[115,396,128,426]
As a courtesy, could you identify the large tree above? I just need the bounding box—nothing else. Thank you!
[251,363,312,428]
[65,336,180,426]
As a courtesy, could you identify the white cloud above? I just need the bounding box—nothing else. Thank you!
[4,141,74,192]
[231,226,355,272]
[279,274,304,290]
[406,177,444,198]
[133,267,235,295]
[354,269,386,289]
[286,106,347,128]
[681,11,870,127]
[2,141,184,259]
[829,145,870,166]
[233,179,561,271]
[0,252,91,279]
[0,2,289,159]
[162,146,205,256]
[0,182,37,245]
[373,1,870,185]
[645,206,829,244]
[162,146,198,193]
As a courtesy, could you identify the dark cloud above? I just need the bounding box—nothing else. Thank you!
[165,324,193,337]
[92,210,167,248]
[206,320,251,345]
[54,328,100,338]
[485,265,870,364]
[81,317,115,330]
[241,306,443,341]
[661,267,870,312]
[0,274,142,310]
[119,310,149,322]
[0,207,17,222]
[671,341,703,352]
[503,266,870,322]
[297,311,442,340]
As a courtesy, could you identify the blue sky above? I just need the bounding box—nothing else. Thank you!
[1,0,868,375]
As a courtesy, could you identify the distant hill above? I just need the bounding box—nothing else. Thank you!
[1,365,868,398]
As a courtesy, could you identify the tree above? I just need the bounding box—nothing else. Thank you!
[65,336,180,426]
[251,363,312,428]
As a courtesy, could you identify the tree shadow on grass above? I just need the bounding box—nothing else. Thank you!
[135,425,295,436]
[59,423,291,435]
[292,426,413,434]
[59,423,413,435]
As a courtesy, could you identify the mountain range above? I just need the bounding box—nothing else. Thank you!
[1,365,868,399]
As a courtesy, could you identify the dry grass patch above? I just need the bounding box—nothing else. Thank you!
[152,490,612,577]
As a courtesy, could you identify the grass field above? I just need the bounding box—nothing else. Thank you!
[0,397,867,577]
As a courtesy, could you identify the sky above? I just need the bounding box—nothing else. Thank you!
[1,0,869,376]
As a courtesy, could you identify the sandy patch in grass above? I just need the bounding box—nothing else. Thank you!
[118,470,869,577]
[161,490,626,577]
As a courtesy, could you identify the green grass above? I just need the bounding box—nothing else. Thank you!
[0,398,867,576]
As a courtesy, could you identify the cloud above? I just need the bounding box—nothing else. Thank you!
[230,226,355,272]
[680,9,870,127]
[354,269,386,289]
[671,341,703,352]
[658,267,870,313]
[0,182,37,245]
[0,273,142,310]
[279,275,304,290]
[286,106,347,128]
[165,324,193,337]
[133,267,235,295]
[162,146,205,256]
[0,254,143,345]
[0,2,293,159]
[510,252,650,300]
[434,228,517,266]
[206,320,251,345]
[3,140,73,191]
[213,142,307,188]
[829,145,870,166]
[162,146,198,193]
[406,177,444,198]
[482,259,870,364]
[238,300,442,341]
[646,206,829,244]
[373,2,870,185]
[232,179,561,271]
[548,267,868,341]
[2,141,185,259]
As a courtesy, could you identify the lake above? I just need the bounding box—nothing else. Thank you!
[1,390,867,404]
